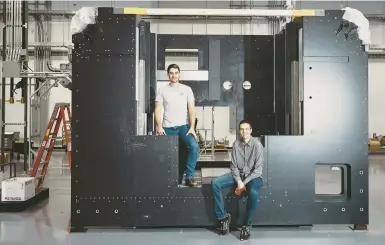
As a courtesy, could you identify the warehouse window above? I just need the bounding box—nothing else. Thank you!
[314,164,351,201]
[164,48,199,71]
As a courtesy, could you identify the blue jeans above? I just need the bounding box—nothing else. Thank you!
[164,124,199,179]
[211,173,263,225]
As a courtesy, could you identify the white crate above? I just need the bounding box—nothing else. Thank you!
[1,177,36,202]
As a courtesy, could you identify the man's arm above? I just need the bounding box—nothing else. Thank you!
[154,88,163,129]
[230,143,242,184]
[187,87,196,129]
[187,103,196,129]
[243,141,264,185]
[154,102,162,128]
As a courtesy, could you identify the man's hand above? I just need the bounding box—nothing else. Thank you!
[235,185,246,196]
[235,181,246,196]
[186,127,197,139]
[156,126,166,135]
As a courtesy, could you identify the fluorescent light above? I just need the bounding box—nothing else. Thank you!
[157,70,208,81]
[165,49,199,53]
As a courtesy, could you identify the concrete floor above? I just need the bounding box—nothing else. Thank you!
[0,152,384,245]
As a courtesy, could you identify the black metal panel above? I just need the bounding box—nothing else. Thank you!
[146,33,157,133]
[266,10,368,225]
[139,20,151,114]
[132,136,179,197]
[181,80,209,104]
[71,11,138,230]
[200,35,245,108]
[71,9,368,231]
[139,21,156,134]
[208,38,221,101]
[74,8,137,56]
[149,34,156,108]
[274,31,286,135]
[285,22,300,135]
[72,53,137,194]
[244,35,275,136]
[218,35,244,124]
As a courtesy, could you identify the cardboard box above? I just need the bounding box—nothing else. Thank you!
[1,177,36,202]
[0,152,9,164]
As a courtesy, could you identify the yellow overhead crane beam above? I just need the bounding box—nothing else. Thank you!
[113,8,324,17]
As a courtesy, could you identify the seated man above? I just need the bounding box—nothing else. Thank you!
[211,119,264,240]
[154,63,199,187]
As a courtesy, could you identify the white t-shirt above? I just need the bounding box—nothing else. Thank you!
[155,83,195,128]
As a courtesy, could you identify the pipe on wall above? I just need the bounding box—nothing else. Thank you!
[1,0,6,172]
[118,7,322,17]
[22,0,28,173]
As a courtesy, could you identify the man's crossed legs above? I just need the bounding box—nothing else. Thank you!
[211,173,263,240]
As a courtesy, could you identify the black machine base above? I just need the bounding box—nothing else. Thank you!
[69,224,88,233]
[71,8,369,230]
[350,224,368,231]
[69,224,370,233]
[0,188,49,212]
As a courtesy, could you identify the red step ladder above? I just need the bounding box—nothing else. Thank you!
[30,103,72,189]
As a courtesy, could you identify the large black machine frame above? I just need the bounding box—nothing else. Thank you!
[70,8,368,231]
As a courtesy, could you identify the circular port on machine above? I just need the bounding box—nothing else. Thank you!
[243,81,251,90]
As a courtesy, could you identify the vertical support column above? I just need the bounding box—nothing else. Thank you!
[274,29,286,135]
[9,1,14,104]
[22,0,29,173]
[208,38,221,101]
[229,105,237,132]
[1,1,7,172]
[298,27,304,135]
[139,20,154,135]
[243,35,275,136]
[136,20,150,136]
[211,107,214,158]
[291,61,300,135]
[139,20,150,111]
[284,22,299,135]
[147,33,156,134]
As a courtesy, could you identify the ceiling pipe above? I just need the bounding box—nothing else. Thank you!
[114,7,325,17]
[46,60,60,72]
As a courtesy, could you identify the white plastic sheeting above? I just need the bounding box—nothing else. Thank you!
[70,7,98,35]
[342,7,371,45]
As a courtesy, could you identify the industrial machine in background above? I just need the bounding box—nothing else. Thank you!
[70,7,370,232]
[369,133,385,154]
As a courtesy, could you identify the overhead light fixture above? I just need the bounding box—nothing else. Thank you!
[165,49,199,53]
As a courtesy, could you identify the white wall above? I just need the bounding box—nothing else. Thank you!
[368,22,385,137]
[368,60,385,137]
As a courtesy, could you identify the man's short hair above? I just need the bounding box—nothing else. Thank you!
[167,64,180,73]
[239,119,252,129]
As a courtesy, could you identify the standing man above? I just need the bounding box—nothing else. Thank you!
[211,120,264,241]
[154,64,199,187]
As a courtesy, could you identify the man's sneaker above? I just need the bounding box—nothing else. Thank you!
[185,178,198,187]
[240,225,251,241]
[219,213,231,235]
